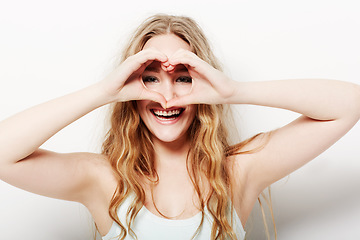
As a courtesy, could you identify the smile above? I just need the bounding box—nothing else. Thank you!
[150,108,185,121]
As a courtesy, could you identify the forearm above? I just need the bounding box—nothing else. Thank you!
[0,83,111,164]
[229,79,360,121]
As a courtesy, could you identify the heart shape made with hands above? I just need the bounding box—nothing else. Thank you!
[160,61,176,73]
[140,60,193,108]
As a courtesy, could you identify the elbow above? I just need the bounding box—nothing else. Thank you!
[347,83,360,120]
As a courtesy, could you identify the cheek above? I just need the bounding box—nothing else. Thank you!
[187,105,197,121]
[143,82,157,91]
[136,100,149,117]
[174,84,192,96]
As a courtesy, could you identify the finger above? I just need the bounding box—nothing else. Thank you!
[168,51,211,79]
[125,49,168,75]
[168,49,198,68]
[161,63,168,72]
[140,90,167,109]
[160,62,174,72]
[169,50,227,90]
[168,57,196,69]
[166,64,175,72]
[166,95,196,109]
[137,48,168,63]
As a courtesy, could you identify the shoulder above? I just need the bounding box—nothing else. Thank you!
[49,151,119,205]
[33,150,119,207]
[226,132,271,186]
[0,149,119,205]
[82,152,115,179]
[225,133,272,223]
[78,152,118,205]
[76,152,119,234]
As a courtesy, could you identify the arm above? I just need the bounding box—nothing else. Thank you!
[0,49,168,203]
[229,79,360,190]
[228,79,360,223]
[0,84,109,166]
[166,49,360,192]
[0,85,111,202]
[229,79,360,122]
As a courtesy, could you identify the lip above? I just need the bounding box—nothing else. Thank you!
[149,107,185,125]
[151,106,184,111]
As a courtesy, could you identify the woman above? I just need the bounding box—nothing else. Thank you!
[0,14,359,240]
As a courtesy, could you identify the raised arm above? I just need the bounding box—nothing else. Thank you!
[166,49,360,194]
[229,79,360,187]
[0,49,168,203]
[0,84,109,166]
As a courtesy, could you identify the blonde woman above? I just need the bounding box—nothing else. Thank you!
[0,14,359,240]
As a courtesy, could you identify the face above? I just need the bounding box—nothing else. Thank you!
[137,34,197,143]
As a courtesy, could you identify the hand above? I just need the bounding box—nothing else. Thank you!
[99,48,168,108]
[165,49,236,108]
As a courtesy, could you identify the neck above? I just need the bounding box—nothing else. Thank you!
[152,135,190,167]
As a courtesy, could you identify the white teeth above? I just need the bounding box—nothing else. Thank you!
[153,109,181,117]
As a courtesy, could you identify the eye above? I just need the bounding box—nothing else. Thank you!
[142,76,159,83]
[176,76,192,83]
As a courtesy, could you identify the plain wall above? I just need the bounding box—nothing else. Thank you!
[0,0,359,239]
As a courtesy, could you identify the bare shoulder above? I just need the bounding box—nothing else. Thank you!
[82,151,119,204]
[56,150,119,208]
[0,149,118,235]
[228,113,357,224]
[226,155,254,225]
[0,149,118,206]
[226,133,271,224]
[226,132,271,191]
[78,152,119,232]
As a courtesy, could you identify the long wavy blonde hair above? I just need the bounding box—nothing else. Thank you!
[102,14,276,240]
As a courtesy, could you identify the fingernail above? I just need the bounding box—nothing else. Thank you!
[161,65,167,72]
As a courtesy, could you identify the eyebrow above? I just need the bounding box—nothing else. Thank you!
[144,65,188,73]
[144,66,160,73]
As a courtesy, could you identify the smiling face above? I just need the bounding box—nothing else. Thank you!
[137,34,197,143]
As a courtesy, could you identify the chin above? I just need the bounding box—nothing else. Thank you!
[151,129,188,143]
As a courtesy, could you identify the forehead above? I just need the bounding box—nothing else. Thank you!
[143,34,191,56]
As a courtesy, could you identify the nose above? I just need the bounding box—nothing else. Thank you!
[160,80,176,102]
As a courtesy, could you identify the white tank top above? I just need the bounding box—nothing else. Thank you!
[102,193,246,240]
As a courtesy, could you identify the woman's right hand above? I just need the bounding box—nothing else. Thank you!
[99,48,168,108]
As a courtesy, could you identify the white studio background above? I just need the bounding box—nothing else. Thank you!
[0,0,359,239]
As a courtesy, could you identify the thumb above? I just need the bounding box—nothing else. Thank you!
[141,90,167,109]
[166,95,195,109]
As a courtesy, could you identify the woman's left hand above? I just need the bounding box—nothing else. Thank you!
[165,49,238,108]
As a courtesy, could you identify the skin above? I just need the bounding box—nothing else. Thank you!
[136,35,200,219]
[0,33,359,237]
[137,35,197,144]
